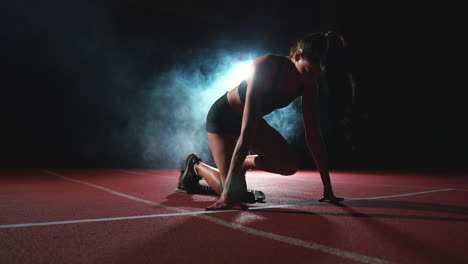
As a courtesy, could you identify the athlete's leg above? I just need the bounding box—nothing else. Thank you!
[194,132,257,195]
[203,120,300,210]
[249,120,300,176]
[196,119,299,195]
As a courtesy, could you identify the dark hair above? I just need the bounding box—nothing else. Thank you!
[289,31,346,69]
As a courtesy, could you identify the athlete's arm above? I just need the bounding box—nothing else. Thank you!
[302,78,343,202]
[224,54,278,198]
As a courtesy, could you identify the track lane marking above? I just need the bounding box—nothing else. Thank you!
[117,169,454,190]
[1,187,455,229]
[7,170,454,264]
[0,211,234,228]
[0,171,457,228]
[44,170,397,264]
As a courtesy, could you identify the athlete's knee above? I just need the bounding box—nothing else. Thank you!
[279,156,300,176]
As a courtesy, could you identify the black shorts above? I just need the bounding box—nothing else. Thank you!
[206,92,243,135]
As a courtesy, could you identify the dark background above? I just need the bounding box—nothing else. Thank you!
[1,1,466,171]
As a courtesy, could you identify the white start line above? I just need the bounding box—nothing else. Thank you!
[1,170,457,264]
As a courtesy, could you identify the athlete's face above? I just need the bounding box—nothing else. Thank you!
[292,50,324,80]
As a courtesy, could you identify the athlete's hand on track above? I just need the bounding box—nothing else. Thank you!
[318,193,344,203]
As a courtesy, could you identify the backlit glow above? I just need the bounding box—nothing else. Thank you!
[220,60,254,89]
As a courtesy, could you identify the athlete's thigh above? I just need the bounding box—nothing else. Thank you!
[207,132,238,178]
[250,119,298,161]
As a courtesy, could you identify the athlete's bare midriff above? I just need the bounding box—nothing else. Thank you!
[226,55,304,116]
[226,86,244,115]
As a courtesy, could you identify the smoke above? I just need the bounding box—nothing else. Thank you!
[1,2,306,168]
[264,98,303,143]
[128,49,304,168]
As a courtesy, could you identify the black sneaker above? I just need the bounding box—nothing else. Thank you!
[195,183,218,195]
[177,153,202,193]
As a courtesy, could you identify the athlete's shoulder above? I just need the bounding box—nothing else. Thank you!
[253,54,286,71]
[254,53,283,63]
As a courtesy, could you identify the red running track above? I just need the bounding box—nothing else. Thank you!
[1,169,468,264]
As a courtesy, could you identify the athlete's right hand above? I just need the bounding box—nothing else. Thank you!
[318,193,344,203]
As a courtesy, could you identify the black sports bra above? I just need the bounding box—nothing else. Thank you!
[237,56,303,115]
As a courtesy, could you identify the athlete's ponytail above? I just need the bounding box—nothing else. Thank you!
[291,31,356,149]
[289,31,346,71]
[322,31,355,106]
[323,31,347,70]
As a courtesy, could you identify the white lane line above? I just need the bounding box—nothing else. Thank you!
[42,170,181,211]
[348,189,455,200]
[195,214,393,264]
[0,211,236,228]
[234,188,456,210]
[42,170,395,264]
[4,171,433,263]
[1,187,455,228]
[113,169,176,177]
[116,169,444,190]
[1,171,454,229]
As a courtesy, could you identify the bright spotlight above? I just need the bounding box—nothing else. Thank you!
[233,61,254,80]
[222,60,254,88]
[202,57,256,106]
